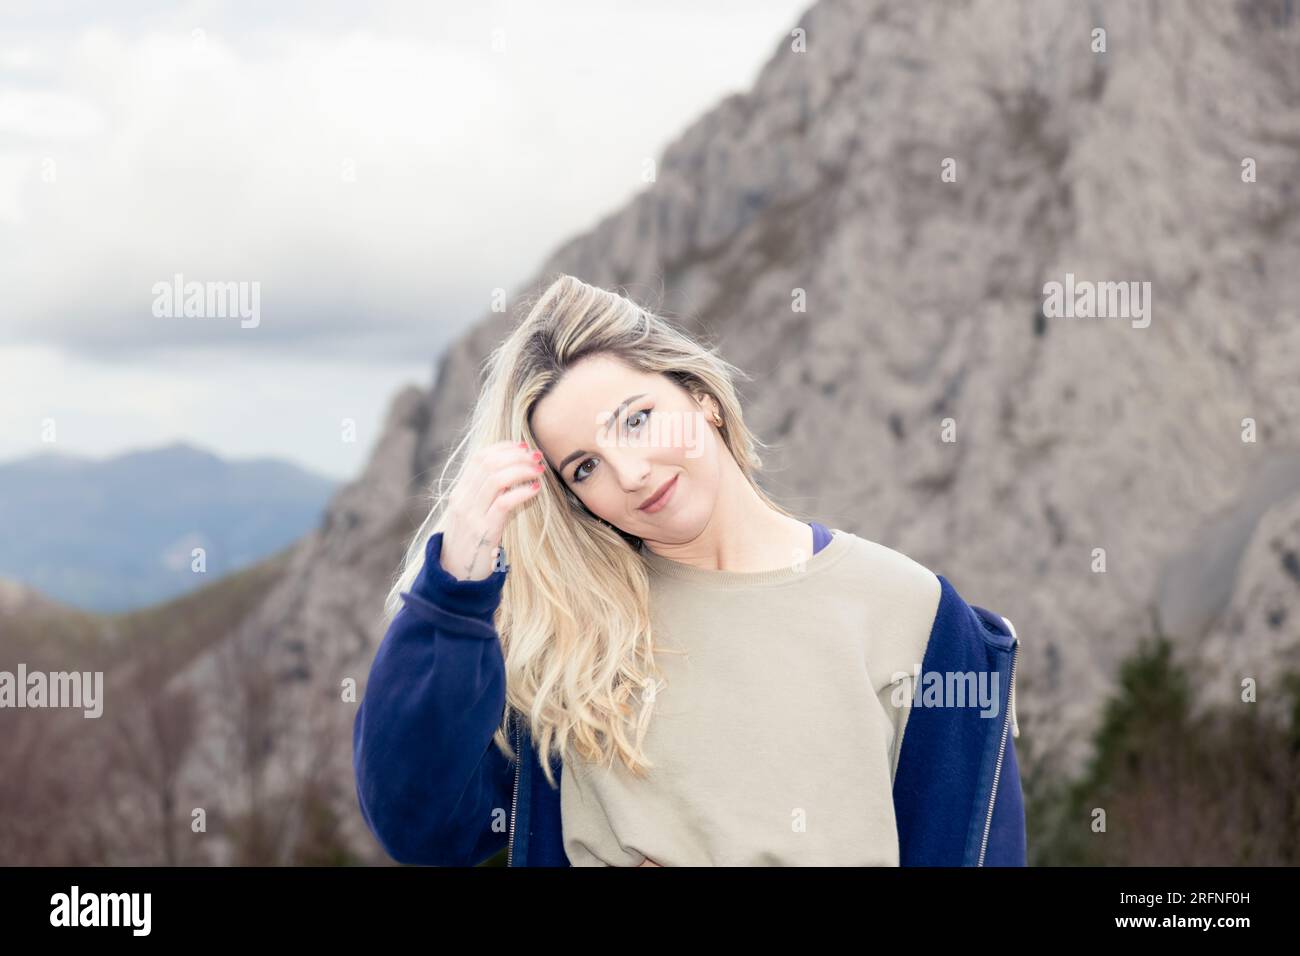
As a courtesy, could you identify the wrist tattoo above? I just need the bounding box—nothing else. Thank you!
[463,531,492,579]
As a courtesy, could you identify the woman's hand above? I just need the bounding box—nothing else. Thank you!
[440,440,544,582]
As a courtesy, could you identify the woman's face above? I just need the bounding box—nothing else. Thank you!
[529,353,724,543]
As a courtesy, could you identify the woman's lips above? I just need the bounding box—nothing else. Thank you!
[639,475,678,514]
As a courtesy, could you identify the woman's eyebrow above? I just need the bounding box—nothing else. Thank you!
[557,393,648,472]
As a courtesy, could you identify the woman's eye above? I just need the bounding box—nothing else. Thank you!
[574,410,651,483]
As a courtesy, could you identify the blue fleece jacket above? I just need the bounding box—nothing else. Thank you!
[353,522,1025,866]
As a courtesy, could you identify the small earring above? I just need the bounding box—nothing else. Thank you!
[712,412,723,427]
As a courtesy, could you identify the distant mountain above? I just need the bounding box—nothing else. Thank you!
[0,577,68,618]
[0,441,337,612]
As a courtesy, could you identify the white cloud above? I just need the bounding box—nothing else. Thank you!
[0,88,108,139]
[0,0,808,477]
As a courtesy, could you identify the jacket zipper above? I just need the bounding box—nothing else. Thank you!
[1002,616,1020,740]
[977,637,1018,866]
[507,713,521,867]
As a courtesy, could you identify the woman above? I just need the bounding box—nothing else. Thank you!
[353,273,1025,866]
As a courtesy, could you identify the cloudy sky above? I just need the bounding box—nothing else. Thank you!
[0,0,809,480]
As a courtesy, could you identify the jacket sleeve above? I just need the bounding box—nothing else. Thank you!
[893,574,1027,866]
[353,530,516,866]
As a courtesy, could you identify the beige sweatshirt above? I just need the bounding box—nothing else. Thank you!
[560,528,941,866]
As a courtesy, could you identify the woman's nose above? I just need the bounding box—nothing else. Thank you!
[605,447,651,493]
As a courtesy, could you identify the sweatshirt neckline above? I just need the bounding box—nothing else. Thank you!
[638,523,853,589]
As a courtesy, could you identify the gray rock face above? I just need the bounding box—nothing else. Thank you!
[172,0,1300,860]
[1195,485,1300,724]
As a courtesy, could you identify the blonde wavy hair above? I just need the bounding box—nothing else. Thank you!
[384,273,800,787]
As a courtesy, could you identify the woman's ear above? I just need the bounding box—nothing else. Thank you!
[691,391,721,423]
[700,396,724,428]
